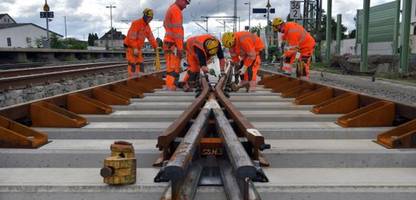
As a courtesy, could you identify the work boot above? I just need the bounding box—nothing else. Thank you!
[183,83,193,92]
[249,81,257,93]
[230,83,239,92]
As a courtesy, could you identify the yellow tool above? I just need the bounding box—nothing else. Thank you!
[100,141,136,185]
[154,47,161,71]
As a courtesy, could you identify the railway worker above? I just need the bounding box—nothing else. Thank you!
[271,17,316,79]
[221,31,265,92]
[163,0,191,91]
[124,8,158,77]
[182,34,226,91]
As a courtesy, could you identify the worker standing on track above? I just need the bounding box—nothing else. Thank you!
[183,34,226,91]
[221,31,265,92]
[124,8,158,77]
[271,17,316,79]
[163,0,190,91]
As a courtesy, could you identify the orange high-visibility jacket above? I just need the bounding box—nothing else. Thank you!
[281,22,316,57]
[230,31,265,67]
[164,3,184,50]
[124,18,158,50]
[186,34,215,63]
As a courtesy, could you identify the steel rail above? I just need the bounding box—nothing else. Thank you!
[164,100,211,181]
[155,73,210,165]
[0,60,164,90]
[214,66,271,164]
[0,61,125,77]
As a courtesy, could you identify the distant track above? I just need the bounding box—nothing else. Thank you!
[0,59,161,90]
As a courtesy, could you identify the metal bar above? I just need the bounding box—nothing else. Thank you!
[392,0,401,55]
[360,0,370,72]
[400,0,411,75]
[161,163,203,200]
[163,94,212,181]
[325,0,332,63]
[211,99,257,179]
[214,70,269,152]
[336,14,342,55]
[157,76,210,151]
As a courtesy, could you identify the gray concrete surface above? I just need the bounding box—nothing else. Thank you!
[2,76,416,200]
[2,139,415,168]
[1,168,416,200]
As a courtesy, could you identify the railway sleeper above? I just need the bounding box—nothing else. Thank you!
[0,72,165,148]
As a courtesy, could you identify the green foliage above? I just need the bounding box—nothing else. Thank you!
[317,10,348,40]
[249,24,262,36]
[49,34,88,50]
[87,33,99,46]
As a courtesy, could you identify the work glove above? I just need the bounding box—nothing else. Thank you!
[239,65,248,76]
[201,66,209,74]
[133,48,139,56]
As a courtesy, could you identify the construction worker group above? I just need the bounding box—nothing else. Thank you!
[124,0,316,92]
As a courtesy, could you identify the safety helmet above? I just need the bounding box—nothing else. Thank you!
[221,32,235,48]
[143,8,154,18]
[204,38,220,56]
[272,17,284,31]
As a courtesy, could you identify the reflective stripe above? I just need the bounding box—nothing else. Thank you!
[287,28,307,43]
[238,33,257,44]
[166,32,184,40]
[165,23,183,28]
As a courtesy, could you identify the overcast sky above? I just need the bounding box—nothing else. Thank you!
[0,0,395,40]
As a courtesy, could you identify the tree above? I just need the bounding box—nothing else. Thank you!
[348,29,356,39]
[317,10,348,41]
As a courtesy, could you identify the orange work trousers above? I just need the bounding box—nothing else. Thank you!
[164,43,181,90]
[126,48,145,77]
[243,55,261,81]
[286,48,314,78]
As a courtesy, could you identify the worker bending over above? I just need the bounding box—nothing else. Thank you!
[124,8,158,77]
[272,17,316,78]
[222,31,265,92]
[163,0,190,90]
[183,34,225,91]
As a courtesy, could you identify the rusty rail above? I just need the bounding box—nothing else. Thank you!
[214,67,271,166]
[155,76,267,200]
[259,69,416,148]
[155,74,210,166]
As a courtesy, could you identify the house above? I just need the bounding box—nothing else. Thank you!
[94,28,126,50]
[0,14,63,48]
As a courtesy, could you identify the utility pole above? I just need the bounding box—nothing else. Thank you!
[244,0,251,30]
[64,16,67,39]
[106,4,116,49]
[44,0,50,48]
[325,0,332,64]
[360,0,370,72]
[233,0,237,32]
[400,0,412,74]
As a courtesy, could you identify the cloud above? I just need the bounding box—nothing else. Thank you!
[1,0,395,40]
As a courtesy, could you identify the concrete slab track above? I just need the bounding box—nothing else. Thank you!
[1,81,415,200]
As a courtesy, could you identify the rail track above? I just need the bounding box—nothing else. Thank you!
[0,63,416,199]
[0,59,162,90]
